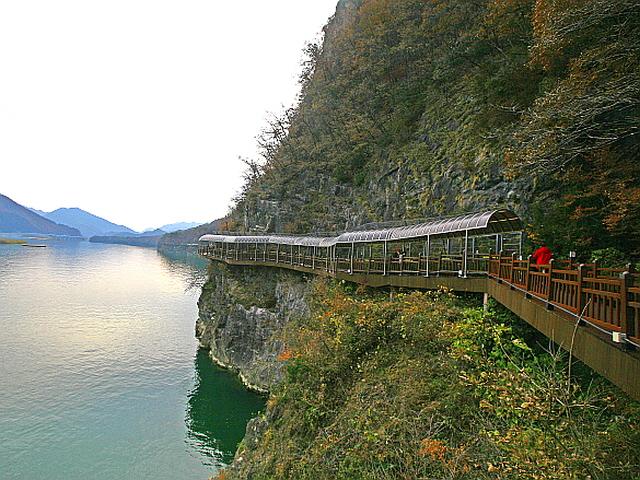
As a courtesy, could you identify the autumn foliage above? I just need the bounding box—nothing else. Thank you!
[227,281,640,479]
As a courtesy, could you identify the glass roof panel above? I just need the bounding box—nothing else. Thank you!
[199,210,522,246]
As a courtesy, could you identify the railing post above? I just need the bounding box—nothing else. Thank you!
[525,255,532,291]
[576,264,585,315]
[620,271,632,340]
[546,259,555,303]
[510,252,516,284]
[438,253,442,276]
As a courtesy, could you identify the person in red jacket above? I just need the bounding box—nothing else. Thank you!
[532,244,553,265]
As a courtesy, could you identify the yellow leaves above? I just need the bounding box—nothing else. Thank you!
[511,338,532,351]
[266,395,279,409]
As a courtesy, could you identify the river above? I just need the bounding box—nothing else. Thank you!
[0,240,264,479]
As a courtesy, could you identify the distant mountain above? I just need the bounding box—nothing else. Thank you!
[89,232,164,248]
[88,228,167,248]
[157,222,201,233]
[157,218,226,250]
[35,207,135,238]
[0,194,81,236]
[137,228,166,237]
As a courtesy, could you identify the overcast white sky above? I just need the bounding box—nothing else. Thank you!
[0,1,338,231]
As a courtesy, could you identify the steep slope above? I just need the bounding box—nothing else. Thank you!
[223,285,640,480]
[41,207,135,238]
[0,194,81,236]
[228,0,639,259]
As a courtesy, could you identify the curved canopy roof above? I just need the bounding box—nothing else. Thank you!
[199,210,522,246]
[335,209,521,243]
[199,234,269,244]
[387,209,521,242]
[199,234,336,247]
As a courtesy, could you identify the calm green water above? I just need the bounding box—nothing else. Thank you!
[0,241,264,480]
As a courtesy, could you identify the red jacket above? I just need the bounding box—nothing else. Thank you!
[532,246,552,265]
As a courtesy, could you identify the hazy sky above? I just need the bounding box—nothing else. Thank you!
[0,1,338,231]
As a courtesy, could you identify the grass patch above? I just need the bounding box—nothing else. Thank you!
[0,237,23,244]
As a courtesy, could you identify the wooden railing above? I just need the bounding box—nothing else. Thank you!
[198,245,638,347]
[488,254,639,346]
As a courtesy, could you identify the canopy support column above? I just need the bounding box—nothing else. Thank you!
[425,235,430,277]
[350,242,354,274]
[462,230,469,278]
[518,231,524,258]
[383,240,388,276]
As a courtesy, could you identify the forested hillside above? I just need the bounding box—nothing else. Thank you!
[230,0,639,259]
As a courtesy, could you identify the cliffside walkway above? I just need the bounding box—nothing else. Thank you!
[198,210,640,399]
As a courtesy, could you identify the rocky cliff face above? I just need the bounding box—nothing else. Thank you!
[196,262,311,392]
[226,0,540,238]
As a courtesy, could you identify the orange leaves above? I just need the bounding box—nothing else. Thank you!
[530,0,567,69]
[218,218,237,233]
[210,470,227,480]
[418,438,448,461]
[277,348,295,362]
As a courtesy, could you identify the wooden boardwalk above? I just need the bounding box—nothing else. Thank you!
[199,248,640,400]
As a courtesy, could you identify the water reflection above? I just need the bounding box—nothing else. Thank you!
[186,350,265,466]
[0,242,264,479]
[158,248,209,292]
